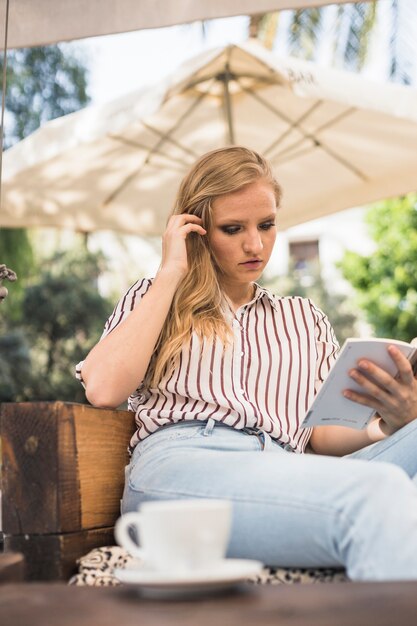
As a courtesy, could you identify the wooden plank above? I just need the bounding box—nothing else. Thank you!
[1,402,135,535]
[73,404,135,529]
[0,401,80,534]
[57,403,84,532]
[4,528,115,581]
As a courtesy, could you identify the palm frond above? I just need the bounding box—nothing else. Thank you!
[249,13,280,50]
[389,0,414,85]
[342,2,378,71]
[287,8,324,60]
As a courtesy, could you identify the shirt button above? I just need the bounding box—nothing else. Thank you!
[233,320,240,327]
[240,351,244,357]
[240,389,245,394]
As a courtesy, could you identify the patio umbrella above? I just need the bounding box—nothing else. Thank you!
[1,41,417,236]
[2,1,375,49]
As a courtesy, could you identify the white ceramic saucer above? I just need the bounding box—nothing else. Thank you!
[114,558,263,596]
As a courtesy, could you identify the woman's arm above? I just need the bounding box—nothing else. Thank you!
[309,418,386,456]
[310,345,417,456]
[81,214,206,408]
[81,268,182,408]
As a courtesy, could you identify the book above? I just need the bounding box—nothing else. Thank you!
[301,337,417,430]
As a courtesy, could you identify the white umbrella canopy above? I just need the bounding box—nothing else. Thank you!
[2,41,417,236]
[2,0,375,49]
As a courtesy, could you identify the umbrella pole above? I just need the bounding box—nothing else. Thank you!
[0,0,10,211]
[221,64,235,145]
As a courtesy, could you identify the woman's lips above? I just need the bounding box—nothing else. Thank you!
[240,260,263,270]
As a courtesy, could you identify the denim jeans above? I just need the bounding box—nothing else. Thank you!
[121,417,417,581]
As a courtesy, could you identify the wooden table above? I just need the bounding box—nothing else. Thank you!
[2,581,417,626]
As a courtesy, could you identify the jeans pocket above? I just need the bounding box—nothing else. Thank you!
[130,423,204,468]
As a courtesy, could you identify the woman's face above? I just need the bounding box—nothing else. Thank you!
[209,179,277,289]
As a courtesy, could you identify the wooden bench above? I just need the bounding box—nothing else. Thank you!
[1,401,135,580]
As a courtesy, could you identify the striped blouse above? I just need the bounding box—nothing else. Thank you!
[76,278,339,454]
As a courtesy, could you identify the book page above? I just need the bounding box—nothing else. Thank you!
[301,338,416,430]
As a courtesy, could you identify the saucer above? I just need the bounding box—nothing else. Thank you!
[113,558,263,596]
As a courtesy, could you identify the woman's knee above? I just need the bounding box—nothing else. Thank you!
[349,461,413,511]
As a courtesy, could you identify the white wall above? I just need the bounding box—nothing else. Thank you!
[265,206,375,294]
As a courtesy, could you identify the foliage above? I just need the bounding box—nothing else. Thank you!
[388,0,414,84]
[339,194,417,341]
[288,8,323,61]
[0,44,90,320]
[260,1,415,85]
[249,13,279,50]
[0,247,112,402]
[0,330,32,401]
[0,229,35,319]
[1,45,89,148]
[262,266,360,346]
[336,1,377,72]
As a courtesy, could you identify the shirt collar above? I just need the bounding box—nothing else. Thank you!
[252,282,279,312]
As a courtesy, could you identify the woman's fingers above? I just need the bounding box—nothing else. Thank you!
[387,345,415,384]
[168,213,203,222]
[161,213,206,277]
[349,362,395,396]
[181,223,207,236]
[351,346,414,393]
[346,367,392,408]
[165,218,206,239]
[343,388,382,412]
[166,214,204,229]
[165,215,206,238]
[344,346,417,431]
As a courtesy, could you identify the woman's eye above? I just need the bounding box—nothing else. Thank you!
[221,226,241,235]
[259,222,275,230]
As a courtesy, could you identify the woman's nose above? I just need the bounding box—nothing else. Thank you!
[243,231,263,254]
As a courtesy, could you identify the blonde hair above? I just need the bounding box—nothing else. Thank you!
[144,146,282,388]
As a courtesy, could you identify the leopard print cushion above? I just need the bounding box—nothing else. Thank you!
[68,546,130,587]
[68,546,348,586]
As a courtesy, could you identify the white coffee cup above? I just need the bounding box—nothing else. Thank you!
[114,499,232,573]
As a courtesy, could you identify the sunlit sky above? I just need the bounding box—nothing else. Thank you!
[79,17,249,105]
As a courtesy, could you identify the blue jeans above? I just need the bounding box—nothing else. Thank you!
[121,418,417,581]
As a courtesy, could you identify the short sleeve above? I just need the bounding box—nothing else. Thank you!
[75,277,153,385]
[309,300,340,394]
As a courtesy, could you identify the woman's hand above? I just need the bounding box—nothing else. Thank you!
[160,214,206,278]
[344,345,417,435]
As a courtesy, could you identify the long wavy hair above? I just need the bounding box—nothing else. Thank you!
[144,146,282,389]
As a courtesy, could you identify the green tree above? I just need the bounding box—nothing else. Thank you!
[0,229,34,319]
[0,330,32,401]
[23,249,112,402]
[262,265,360,345]
[6,247,112,403]
[339,194,417,341]
[1,45,89,148]
[0,45,90,315]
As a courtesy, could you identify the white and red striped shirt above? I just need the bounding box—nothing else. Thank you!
[76,278,339,454]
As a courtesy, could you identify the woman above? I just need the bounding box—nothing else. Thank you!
[77,146,417,581]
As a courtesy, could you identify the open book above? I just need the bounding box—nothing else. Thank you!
[301,337,417,430]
